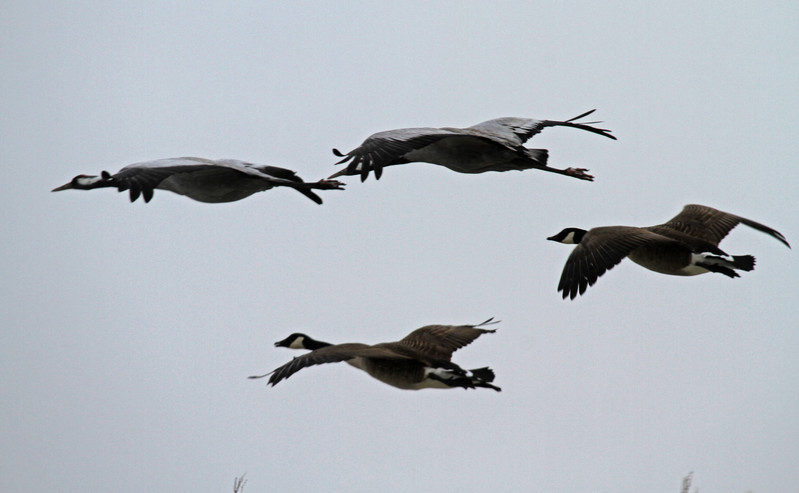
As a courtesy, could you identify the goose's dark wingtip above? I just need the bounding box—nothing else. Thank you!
[475,317,500,328]
[559,289,576,301]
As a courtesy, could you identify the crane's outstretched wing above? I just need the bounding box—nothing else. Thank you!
[331,127,458,181]
[465,110,616,146]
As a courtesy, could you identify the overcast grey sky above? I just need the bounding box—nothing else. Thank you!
[2,2,797,492]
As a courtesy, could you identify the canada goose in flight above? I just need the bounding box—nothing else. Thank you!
[250,319,501,391]
[52,157,344,204]
[548,204,790,299]
[329,109,615,182]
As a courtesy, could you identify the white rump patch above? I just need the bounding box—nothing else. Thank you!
[684,252,734,275]
[419,367,458,389]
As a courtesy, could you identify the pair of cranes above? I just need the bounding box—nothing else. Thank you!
[53,110,789,391]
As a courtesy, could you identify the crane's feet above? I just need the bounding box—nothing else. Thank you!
[565,167,594,181]
[315,179,346,190]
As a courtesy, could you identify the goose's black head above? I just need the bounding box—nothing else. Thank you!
[547,228,587,245]
[274,333,331,350]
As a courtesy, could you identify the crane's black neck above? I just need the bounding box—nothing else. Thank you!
[71,173,116,190]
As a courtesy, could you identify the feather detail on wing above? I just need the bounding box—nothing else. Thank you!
[557,227,671,299]
[657,204,790,248]
[465,110,616,146]
[397,324,497,361]
[261,343,415,386]
[332,128,456,181]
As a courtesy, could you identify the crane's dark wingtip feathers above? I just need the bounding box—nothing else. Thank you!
[564,110,617,140]
[568,109,597,121]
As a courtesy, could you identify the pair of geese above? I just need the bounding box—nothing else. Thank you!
[53,111,790,392]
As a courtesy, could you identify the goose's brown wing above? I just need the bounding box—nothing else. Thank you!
[556,226,675,299]
[654,204,790,248]
[260,343,414,386]
[396,323,497,361]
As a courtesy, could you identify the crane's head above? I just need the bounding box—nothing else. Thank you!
[52,171,114,192]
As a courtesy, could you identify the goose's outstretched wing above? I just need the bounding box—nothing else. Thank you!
[398,322,498,361]
[555,227,674,299]
[251,343,415,386]
[655,204,790,248]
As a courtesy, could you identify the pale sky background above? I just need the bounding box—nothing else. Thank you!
[1,2,797,492]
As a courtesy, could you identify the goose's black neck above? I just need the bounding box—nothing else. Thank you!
[303,337,332,350]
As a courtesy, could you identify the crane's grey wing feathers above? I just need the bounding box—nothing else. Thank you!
[111,160,218,202]
[466,110,616,146]
[334,128,458,181]
[249,164,305,183]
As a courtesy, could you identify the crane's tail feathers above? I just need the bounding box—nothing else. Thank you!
[296,189,324,205]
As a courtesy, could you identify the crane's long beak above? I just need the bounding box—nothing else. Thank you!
[51,182,74,192]
[327,168,348,180]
